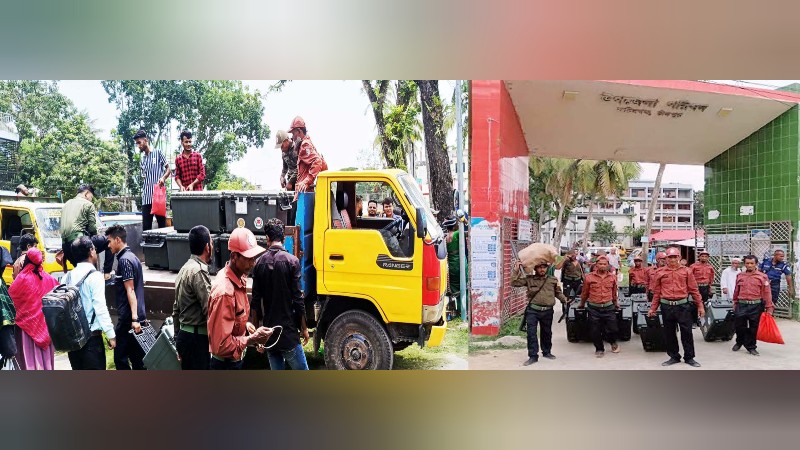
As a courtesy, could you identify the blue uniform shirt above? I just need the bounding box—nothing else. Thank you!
[759,257,791,287]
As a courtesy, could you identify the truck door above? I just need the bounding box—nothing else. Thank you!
[322,180,422,325]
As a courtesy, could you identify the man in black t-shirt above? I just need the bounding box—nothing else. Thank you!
[251,219,309,370]
[106,225,147,370]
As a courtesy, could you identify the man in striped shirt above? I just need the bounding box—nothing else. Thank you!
[134,129,171,231]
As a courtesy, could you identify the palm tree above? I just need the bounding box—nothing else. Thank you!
[577,160,642,252]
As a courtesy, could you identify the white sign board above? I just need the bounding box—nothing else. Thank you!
[518,220,532,242]
[740,205,754,216]
[470,221,501,294]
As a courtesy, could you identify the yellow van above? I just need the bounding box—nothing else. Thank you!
[1,200,72,284]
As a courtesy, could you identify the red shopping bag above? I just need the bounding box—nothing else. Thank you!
[151,183,167,217]
[756,313,784,345]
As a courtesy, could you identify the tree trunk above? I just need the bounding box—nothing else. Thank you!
[537,198,546,242]
[581,199,595,252]
[416,80,454,222]
[553,202,566,249]
[641,163,666,258]
[363,80,404,169]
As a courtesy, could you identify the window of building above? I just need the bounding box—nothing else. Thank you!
[677,216,691,223]
[677,203,691,210]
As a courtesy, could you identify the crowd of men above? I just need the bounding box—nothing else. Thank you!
[513,245,793,368]
[1,116,327,370]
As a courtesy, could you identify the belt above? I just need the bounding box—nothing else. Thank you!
[180,324,208,335]
[698,284,710,287]
[211,351,245,363]
[631,284,646,288]
[527,304,553,311]
[587,301,613,308]
[739,299,763,305]
[660,299,688,306]
[563,277,582,281]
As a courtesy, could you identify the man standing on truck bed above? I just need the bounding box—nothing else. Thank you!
[134,128,171,231]
[251,219,309,370]
[207,227,273,370]
[173,225,213,370]
[275,129,299,225]
[288,116,327,200]
[174,130,206,192]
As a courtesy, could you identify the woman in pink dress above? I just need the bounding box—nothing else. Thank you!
[8,248,58,370]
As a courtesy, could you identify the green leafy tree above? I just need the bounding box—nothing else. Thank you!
[362,80,420,170]
[101,80,269,192]
[623,225,646,247]
[592,218,618,246]
[216,175,258,191]
[1,81,126,197]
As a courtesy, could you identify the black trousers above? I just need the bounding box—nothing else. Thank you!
[176,330,210,370]
[587,305,618,352]
[661,303,695,361]
[210,358,244,370]
[286,199,298,227]
[734,303,764,351]
[114,322,145,370]
[67,334,106,370]
[141,204,167,232]
[693,285,711,322]
[525,307,554,358]
[628,285,646,296]
[562,280,582,299]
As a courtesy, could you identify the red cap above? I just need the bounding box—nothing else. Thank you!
[666,247,681,257]
[656,251,667,260]
[699,250,710,256]
[288,116,306,130]
[596,255,609,262]
[633,256,643,261]
[228,227,265,259]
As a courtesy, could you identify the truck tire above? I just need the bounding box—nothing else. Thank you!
[324,311,393,370]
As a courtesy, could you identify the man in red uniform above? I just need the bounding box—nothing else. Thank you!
[627,256,648,296]
[646,251,667,302]
[732,255,775,356]
[690,250,715,326]
[288,116,328,201]
[579,255,620,358]
[649,246,705,367]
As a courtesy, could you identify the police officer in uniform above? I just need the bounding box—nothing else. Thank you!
[649,246,704,367]
[556,249,584,300]
[627,256,648,296]
[758,249,795,311]
[733,255,775,356]
[579,255,620,358]
[689,250,716,327]
[512,261,568,366]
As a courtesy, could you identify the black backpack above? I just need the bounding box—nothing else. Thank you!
[42,269,97,352]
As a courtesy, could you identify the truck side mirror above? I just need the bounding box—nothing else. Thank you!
[415,207,426,239]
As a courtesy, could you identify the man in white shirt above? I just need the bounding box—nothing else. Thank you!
[608,248,621,271]
[66,236,117,370]
[720,258,742,301]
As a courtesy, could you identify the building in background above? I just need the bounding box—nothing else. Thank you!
[542,180,695,249]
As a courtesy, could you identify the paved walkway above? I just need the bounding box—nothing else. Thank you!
[469,318,800,370]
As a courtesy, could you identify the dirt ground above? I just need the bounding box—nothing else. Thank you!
[469,317,800,370]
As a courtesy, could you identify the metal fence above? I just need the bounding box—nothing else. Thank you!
[704,221,793,318]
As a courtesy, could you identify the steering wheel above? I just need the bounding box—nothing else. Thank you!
[381,215,403,234]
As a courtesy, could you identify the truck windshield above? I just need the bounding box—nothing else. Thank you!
[34,208,64,250]
[397,174,443,240]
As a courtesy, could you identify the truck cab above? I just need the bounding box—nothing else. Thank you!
[1,200,70,284]
[298,169,448,369]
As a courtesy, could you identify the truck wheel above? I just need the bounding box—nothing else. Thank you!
[324,311,393,370]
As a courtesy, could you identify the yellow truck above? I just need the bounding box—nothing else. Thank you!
[298,169,448,369]
[1,199,71,284]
